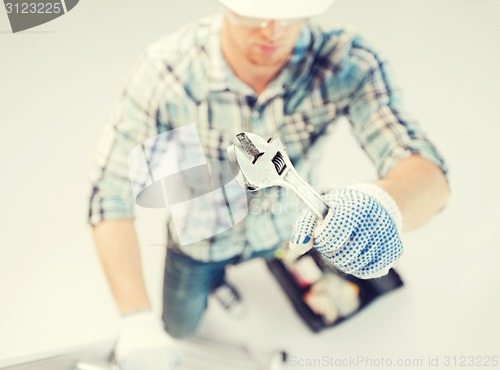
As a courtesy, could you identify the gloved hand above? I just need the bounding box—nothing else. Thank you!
[115,310,182,370]
[289,183,403,279]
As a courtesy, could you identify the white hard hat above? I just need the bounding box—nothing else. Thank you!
[218,0,335,19]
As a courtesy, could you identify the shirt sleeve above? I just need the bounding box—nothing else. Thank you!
[87,52,170,225]
[345,35,448,178]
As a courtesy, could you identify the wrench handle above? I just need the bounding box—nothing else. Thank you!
[282,168,329,220]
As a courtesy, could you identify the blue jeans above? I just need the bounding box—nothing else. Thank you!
[162,247,277,338]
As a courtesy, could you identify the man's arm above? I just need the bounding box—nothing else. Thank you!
[92,219,151,314]
[290,34,450,278]
[87,50,183,369]
[88,52,171,312]
[92,219,183,368]
[339,34,450,231]
[289,155,449,278]
[378,155,450,231]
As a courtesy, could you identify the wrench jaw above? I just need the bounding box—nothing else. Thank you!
[227,144,249,190]
[236,132,270,157]
[228,132,329,220]
[227,144,267,191]
[227,133,294,192]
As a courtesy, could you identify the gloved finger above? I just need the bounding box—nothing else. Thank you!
[312,196,358,256]
[327,212,402,278]
[288,206,317,257]
[344,230,403,278]
[313,189,403,279]
[318,190,387,268]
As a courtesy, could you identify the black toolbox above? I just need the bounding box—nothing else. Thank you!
[266,249,404,333]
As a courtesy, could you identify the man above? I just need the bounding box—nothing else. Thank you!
[88,0,450,369]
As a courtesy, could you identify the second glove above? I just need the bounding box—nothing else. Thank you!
[289,183,403,279]
[115,310,182,370]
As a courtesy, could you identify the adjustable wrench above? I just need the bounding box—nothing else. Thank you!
[227,132,329,220]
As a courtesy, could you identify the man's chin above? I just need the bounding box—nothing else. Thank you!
[248,54,288,67]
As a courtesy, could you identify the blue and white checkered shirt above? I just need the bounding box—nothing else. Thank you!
[88,14,447,262]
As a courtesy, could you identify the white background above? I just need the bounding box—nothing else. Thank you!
[0,0,499,368]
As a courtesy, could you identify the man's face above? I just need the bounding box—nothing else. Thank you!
[222,11,306,67]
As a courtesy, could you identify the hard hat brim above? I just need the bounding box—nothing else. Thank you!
[218,0,335,20]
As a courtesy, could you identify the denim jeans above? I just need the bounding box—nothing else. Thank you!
[162,247,277,339]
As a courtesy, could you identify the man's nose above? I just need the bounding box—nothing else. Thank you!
[260,20,285,42]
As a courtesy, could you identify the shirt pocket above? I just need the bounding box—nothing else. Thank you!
[279,102,337,161]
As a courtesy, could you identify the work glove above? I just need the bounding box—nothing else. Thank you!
[289,183,403,279]
[114,310,182,370]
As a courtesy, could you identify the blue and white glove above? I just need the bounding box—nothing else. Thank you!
[115,310,182,370]
[289,184,404,279]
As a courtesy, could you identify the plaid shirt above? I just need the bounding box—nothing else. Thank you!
[88,14,447,262]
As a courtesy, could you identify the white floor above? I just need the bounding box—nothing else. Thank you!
[1,0,499,369]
